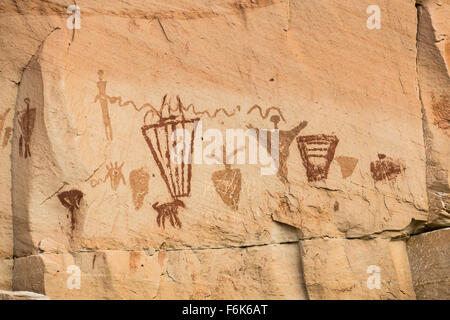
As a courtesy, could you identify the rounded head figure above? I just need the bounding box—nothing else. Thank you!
[270,115,280,128]
[97,70,104,80]
[24,97,30,104]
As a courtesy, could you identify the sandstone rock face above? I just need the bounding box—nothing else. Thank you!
[416,0,450,228]
[0,0,448,299]
[407,228,450,299]
[301,238,415,299]
[13,244,306,299]
[0,290,50,300]
[0,259,13,290]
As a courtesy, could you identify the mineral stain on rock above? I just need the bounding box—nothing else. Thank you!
[370,154,405,182]
[431,94,450,135]
[334,201,339,211]
[445,41,450,71]
[158,251,166,267]
[129,252,141,271]
[129,168,150,210]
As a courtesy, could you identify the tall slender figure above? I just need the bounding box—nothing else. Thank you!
[94,70,113,140]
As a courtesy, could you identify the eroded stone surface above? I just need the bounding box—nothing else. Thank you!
[13,244,307,299]
[0,259,13,290]
[300,238,415,300]
[0,0,448,299]
[0,290,50,300]
[416,0,450,227]
[406,228,450,300]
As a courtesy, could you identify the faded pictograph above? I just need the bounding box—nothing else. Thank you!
[94,70,114,140]
[335,156,358,179]
[18,98,36,158]
[94,70,241,141]
[129,167,150,210]
[297,134,339,182]
[247,105,286,122]
[211,148,242,211]
[104,162,126,191]
[370,153,405,182]
[2,127,12,149]
[334,201,339,211]
[58,189,84,233]
[88,176,102,188]
[142,96,199,229]
[0,108,11,149]
[0,108,11,137]
[445,41,450,73]
[431,93,450,135]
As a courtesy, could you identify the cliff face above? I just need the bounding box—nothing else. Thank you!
[0,0,448,299]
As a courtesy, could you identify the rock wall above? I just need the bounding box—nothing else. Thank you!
[0,290,49,300]
[407,228,450,299]
[0,0,448,299]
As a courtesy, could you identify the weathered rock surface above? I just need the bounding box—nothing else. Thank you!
[0,0,448,299]
[407,228,450,299]
[301,238,415,299]
[0,290,50,300]
[416,0,450,228]
[0,259,13,290]
[13,244,306,299]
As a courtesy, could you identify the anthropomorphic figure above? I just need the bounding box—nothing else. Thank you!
[248,115,307,184]
[94,70,113,140]
[103,162,126,191]
[272,115,308,183]
[18,98,36,158]
[58,190,84,232]
[0,108,11,142]
[2,127,12,149]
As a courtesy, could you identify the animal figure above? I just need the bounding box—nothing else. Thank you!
[152,199,185,229]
